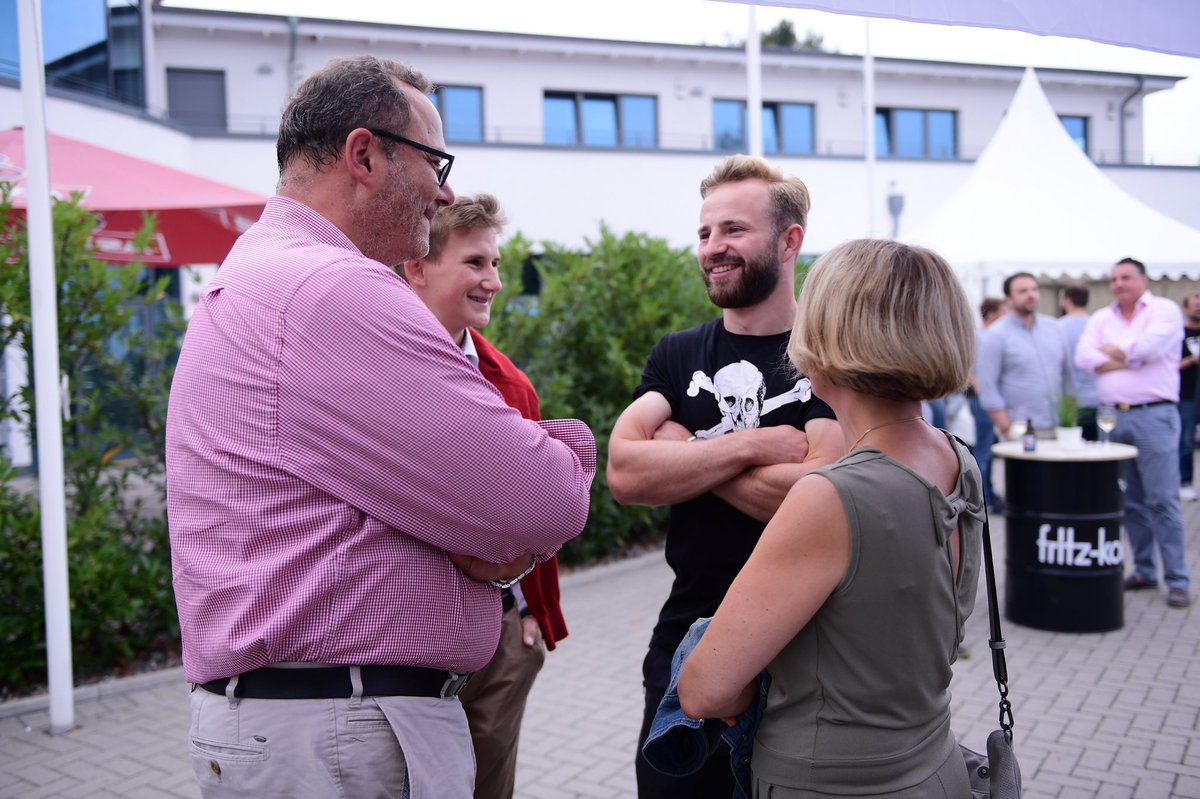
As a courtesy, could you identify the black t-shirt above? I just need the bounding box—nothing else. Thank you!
[633,317,837,653]
[1183,325,1200,403]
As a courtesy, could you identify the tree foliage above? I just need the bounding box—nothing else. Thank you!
[0,186,183,695]
[760,19,826,51]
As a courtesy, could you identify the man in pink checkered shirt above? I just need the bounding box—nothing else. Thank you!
[166,56,595,799]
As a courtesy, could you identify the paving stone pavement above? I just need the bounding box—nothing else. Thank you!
[2,497,1198,798]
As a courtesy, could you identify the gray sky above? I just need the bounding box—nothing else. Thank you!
[168,0,1200,165]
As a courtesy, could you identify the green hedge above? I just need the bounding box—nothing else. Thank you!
[0,477,176,694]
[487,227,715,564]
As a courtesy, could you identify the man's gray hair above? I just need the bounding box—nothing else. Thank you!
[276,55,432,173]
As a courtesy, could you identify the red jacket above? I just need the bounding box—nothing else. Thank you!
[469,329,569,650]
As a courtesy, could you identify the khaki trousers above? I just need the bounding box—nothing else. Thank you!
[188,686,474,798]
[459,606,546,799]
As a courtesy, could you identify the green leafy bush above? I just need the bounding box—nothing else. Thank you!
[1057,390,1079,428]
[0,472,44,687]
[488,227,714,564]
[0,186,181,695]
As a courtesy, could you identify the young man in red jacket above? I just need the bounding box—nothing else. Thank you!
[401,193,567,799]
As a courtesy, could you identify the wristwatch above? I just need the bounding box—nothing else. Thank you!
[488,560,536,590]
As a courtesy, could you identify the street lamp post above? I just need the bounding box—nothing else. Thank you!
[887,182,905,240]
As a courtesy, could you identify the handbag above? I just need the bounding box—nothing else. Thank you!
[958,502,1022,798]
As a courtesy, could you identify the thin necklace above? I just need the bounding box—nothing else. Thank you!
[852,415,925,450]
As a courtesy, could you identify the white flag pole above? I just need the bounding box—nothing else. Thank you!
[17,0,75,734]
[863,17,877,236]
[746,5,763,156]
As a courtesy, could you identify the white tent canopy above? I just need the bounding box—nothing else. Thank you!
[904,67,1200,291]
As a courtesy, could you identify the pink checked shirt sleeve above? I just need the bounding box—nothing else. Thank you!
[166,197,595,683]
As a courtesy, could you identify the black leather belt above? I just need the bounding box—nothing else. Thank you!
[1115,400,1174,411]
[501,587,516,613]
[199,665,473,700]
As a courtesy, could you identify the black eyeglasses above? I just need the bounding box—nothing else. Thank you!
[368,129,454,187]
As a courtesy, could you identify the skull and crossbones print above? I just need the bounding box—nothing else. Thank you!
[685,360,812,439]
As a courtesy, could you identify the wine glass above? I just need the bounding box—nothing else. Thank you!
[1008,418,1026,442]
[1097,404,1117,445]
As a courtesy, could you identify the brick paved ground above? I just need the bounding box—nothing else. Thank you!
[2,489,1198,798]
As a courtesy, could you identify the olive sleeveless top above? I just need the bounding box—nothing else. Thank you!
[752,433,984,796]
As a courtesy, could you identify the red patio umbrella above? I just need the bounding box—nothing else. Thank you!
[0,127,266,266]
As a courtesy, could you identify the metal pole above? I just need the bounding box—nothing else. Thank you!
[141,0,164,116]
[863,17,877,237]
[17,0,75,734]
[746,6,763,157]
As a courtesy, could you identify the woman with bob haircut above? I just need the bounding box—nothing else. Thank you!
[678,239,984,797]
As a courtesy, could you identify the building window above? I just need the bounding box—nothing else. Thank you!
[543,92,657,147]
[433,86,483,143]
[876,108,956,159]
[619,96,657,148]
[544,95,579,145]
[713,100,815,155]
[166,68,226,132]
[1059,115,1088,154]
[0,0,145,108]
[713,100,745,150]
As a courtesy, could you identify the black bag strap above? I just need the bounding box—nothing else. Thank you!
[950,433,1015,742]
[980,491,1015,742]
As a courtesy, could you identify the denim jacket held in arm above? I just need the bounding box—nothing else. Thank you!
[641,616,770,799]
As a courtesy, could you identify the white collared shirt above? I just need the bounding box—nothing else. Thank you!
[458,328,479,370]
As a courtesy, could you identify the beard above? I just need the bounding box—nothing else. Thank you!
[702,246,781,309]
[353,160,429,267]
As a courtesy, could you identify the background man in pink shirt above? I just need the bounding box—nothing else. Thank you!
[1075,257,1190,609]
[166,56,595,798]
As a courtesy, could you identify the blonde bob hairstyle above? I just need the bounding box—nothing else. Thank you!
[788,239,975,402]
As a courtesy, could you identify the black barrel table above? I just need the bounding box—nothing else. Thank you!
[992,440,1138,633]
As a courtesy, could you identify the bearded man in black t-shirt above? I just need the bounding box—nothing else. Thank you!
[609,155,844,799]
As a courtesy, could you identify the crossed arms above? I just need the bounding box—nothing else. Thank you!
[607,390,845,521]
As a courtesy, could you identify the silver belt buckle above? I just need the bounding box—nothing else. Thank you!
[440,671,472,699]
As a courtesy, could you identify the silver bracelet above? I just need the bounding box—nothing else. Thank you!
[488,560,536,590]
